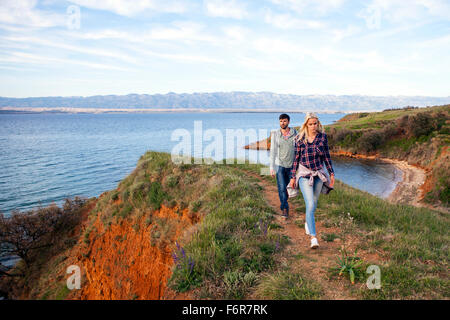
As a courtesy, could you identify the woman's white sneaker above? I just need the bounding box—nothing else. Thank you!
[310,237,319,249]
[305,222,310,235]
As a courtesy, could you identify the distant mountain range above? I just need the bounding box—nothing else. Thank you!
[1,92,449,113]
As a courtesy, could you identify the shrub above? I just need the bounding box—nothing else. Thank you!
[165,175,178,188]
[408,112,435,138]
[118,204,133,218]
[148,182,166,210]
[130,181,151,205]
[358,130,384,152]
[110,190,119,201]
[333,128,353,144]
[398,112,437,138]
[0,197,87,272]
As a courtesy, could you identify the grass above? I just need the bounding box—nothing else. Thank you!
[333,105,450,130]
[4,149,448,300]
[168,161,289,297]
[233,161,449,299]
[102,154,287,298]
[321,233,339,242]
[255,271,323,300]
[84,150,450,300]
[329,248,365,285]
[317,180,449,299]
[55,283,71,300]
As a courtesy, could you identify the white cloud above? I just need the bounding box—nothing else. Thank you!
[331,25,361,42]
[418,34,450,48]
[264,10,325,29]
[68,0,187,16]
[0,51,132,71]
[147,21,216,42]
[204,0,247,19]
[252,37,303,56]
[73,29,133,41]
[270,0,346,16]
[68,21,220,45]
[127,46,224,64]
[221,25,249,43]
[2,36,138,64]
[358,0,450,28]
[0,0,66,27]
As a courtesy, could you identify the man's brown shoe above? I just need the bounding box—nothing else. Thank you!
[282,209,289,219]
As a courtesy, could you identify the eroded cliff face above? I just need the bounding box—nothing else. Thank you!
[76,204,198,300]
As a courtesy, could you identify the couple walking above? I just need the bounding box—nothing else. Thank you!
[270,112,335,249]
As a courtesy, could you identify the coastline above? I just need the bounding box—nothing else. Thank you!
[245,140,436,211]
[329,151,427,206]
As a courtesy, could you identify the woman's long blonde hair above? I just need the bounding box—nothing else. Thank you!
[296,112,324,144]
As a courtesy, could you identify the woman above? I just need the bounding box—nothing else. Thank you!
[289,112,335,249]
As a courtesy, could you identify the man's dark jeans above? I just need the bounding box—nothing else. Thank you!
[276,166,290,214]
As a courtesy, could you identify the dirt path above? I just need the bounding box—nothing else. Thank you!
[242,169,383,300]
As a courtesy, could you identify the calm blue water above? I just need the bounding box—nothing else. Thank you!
[0,112,400,215]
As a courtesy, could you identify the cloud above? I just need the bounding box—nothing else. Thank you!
[0,0,66,27]
[269,0,346,16]
[331,25,361,42]
[264,10,325,29]
[358,0,450,29]
[127,46,224,64]
[146,21,217,42]
[68,21,220,45]
[204,0,247,19]
[2,36,138,64]
[221,25,248,43]
[68,0,187,17]
[416,34,450,49]
[0,51,132,71]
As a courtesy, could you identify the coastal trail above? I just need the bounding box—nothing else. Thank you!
[240,168,382,300]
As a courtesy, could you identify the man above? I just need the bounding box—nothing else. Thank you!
[270,114,298,219]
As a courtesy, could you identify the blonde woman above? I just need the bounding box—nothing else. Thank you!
[289,112,335,249]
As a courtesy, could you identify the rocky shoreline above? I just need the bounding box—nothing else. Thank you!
[330,151,427,206]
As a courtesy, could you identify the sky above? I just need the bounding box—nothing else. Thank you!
[0,0,450,98]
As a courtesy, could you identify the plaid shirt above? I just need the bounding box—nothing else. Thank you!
[290,131,334,179]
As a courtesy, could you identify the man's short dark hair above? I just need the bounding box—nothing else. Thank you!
[279,114,290,121]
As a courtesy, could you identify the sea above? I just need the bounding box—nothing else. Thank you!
[0,112,402,215]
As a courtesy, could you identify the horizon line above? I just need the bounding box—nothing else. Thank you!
[1,91,450,99]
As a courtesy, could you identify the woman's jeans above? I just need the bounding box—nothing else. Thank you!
[298,176,323,237]
[276,166,291,213]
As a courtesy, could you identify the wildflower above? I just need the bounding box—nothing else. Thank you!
[171,252,178,264]
[188,257,195,273]
[263,223,268,236]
